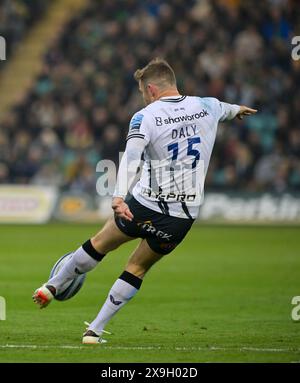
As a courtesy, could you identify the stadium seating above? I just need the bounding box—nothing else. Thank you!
[0,0,51,66]
[0,0,299,193]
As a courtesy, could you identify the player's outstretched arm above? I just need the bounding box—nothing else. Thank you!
[236,105,258,120]
[218,100,257,121]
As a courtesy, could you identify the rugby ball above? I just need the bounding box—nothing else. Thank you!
[49,253,86,301]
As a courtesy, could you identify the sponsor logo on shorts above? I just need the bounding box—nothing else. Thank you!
[136,220,173,241]
[118,217,126,227]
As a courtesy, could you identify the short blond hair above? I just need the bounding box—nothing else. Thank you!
[134,58,176,88]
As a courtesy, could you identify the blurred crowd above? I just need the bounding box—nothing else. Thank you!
[0,0,299,194]
[0,0,51,65]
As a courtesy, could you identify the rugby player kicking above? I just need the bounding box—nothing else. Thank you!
[33,58,257,344]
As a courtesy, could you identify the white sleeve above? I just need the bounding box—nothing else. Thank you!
[203,97,240,122]
[113,110,151,198]
[113,137,147,198]
[218,101,240,121]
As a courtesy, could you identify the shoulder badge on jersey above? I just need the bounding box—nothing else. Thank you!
[129,113,144,132]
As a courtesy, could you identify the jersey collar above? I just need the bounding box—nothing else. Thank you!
[159,95,186,103]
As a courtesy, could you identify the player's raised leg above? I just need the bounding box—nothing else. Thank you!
[83,238,165,344]
[32,218,133,308]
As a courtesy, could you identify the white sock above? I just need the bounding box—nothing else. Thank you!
[88,271,142,335]
[47,240,105,293]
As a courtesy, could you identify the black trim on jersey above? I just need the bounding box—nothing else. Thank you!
[126,133,145,141]
[162,200,170,215]
[155,186,170,216]
[148,162,151,189]
[160,96,187,103]
[181,202,193,220]
[157,200,170,215]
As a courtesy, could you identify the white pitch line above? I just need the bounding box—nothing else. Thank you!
[176,346,300,353]
[0,344,300,354]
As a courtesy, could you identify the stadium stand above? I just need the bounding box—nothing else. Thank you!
[0,0,51,66]
[0,0,299,194]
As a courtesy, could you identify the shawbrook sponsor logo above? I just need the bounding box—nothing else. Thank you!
[0,296,6,320]
[155,110,209,126]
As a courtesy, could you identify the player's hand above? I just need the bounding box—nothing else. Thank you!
[236,105,258,120]
[112,197,134,221]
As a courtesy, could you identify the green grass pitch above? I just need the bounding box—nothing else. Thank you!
[0,223,299,363]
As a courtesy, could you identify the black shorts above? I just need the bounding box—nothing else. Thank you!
[114,195,195,255]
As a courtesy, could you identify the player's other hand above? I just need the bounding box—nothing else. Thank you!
[237,105,258,120]
[112,197,134,221]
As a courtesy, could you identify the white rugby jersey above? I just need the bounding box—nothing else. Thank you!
[114,95,240,219]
